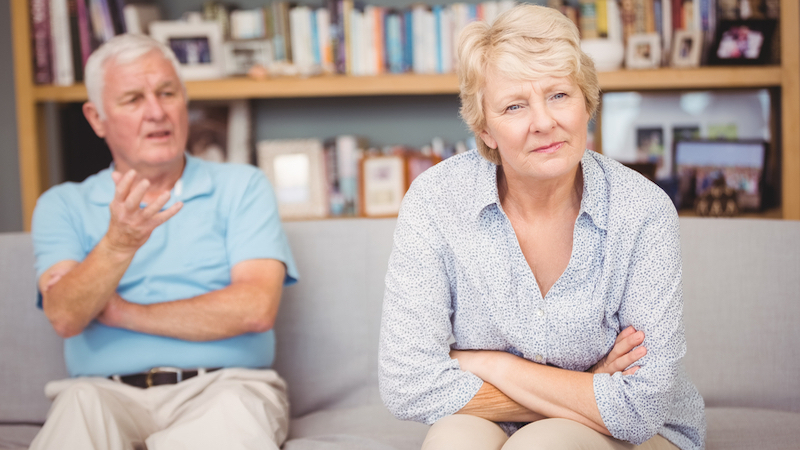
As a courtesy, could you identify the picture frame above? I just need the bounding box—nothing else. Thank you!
[186,100,251,164]
[707,19,776,66]
[257,139,328,219]
[671,30,703,68]
[674,140,766,211]
[625,33,661,69]
[223,39,273,76]
[635,126,669,179]
[360,155,407,217]
[149,20,225,80]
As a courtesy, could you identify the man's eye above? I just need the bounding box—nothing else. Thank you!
[160,91,175,97]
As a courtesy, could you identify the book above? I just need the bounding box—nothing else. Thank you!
[30,0,53,84]
[50,0,75,86]
[122,3,160,35]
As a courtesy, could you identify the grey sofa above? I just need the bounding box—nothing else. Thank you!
[1,218,799,449]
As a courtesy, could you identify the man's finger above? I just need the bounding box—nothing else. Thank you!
[125,179,151,210]
[113,170,137,203]
[142,191,171,217]
[151,201,183,227]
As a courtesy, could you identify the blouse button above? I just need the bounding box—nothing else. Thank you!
[534,354,544,363]
[536,308,544,317]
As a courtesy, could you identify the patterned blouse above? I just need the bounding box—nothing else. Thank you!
[379,149,706,449]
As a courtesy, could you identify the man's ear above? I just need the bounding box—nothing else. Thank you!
[479,128,497,150]
[82,102,106,138]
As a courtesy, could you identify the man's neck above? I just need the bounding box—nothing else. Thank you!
[114,156,186,204]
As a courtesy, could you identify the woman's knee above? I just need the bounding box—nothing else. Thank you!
[502,418,630,450]
[422,414,508,450]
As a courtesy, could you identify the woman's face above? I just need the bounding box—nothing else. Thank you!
[479,70,589,184]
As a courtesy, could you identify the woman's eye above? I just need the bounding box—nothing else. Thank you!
[506,104,520,111]
[552,93,567,100]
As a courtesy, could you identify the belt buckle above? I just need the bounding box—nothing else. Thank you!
[146,367,182,387]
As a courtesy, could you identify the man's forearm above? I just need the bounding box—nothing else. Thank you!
[456,381,546,423]
[42,237,135,338]
[99,259,286,342]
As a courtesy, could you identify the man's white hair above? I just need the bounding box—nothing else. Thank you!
[84,33,187,119]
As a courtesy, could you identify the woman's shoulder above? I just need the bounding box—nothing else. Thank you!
[407,150,492,199]
[584,151,677,226]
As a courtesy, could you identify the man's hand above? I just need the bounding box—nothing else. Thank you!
[588,326,647,376]
[106,169,182,254]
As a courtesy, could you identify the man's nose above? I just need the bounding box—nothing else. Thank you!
[143,95,167,120]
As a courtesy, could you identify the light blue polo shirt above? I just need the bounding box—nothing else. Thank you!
[32,154,299,377]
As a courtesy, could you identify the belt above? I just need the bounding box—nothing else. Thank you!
[109,367,221,388]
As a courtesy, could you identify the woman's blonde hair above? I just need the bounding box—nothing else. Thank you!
[457,4,600,165]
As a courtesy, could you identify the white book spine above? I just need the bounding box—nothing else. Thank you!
[50,0,74,86]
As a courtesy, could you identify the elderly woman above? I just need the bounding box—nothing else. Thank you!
[378,5,705,450]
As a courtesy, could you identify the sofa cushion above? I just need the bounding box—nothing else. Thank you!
[283,404,428,450]
[0,425,40,450]
[706,407,800,449]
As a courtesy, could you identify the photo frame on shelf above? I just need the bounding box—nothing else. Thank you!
[406,153,441,186]
[187,100,251,164]
[360,155,406,217]
[707,19,776,65]
[223,40,273,76]
[257,139,328,219]
[625,33,661,69]
[149,20,225,80]
[671,30,703,68]
[674,140,766,211]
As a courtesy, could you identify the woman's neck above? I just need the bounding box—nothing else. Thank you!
[497,164,583,222]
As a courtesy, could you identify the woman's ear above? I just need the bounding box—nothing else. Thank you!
[479,129,497,150]
[82,102,107,139]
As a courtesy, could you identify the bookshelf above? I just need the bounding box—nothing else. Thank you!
[10,0,800,230]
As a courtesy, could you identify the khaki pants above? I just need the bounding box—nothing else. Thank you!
[422,414,680,450]
[29,368,289,450]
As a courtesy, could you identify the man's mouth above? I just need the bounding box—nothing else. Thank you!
[147,130,171,138]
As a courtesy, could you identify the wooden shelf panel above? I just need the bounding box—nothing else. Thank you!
[32,66,783,102]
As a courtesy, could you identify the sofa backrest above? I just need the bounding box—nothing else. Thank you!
[0,233,67,423]
[2,217,799,424]
[680,218,800,413]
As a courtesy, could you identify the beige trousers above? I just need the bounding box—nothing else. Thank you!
[422,414,680,450]
[28,368,290,450]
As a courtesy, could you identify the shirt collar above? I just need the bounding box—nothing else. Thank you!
[472,150,609,230]
[87,153,213,206]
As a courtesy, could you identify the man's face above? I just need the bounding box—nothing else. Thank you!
[86,51,189,173]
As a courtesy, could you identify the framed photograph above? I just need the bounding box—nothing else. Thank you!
[223,40,273,76]
[626,33,661,69]
[187,100,251,164]
[360,155,406,217]
[635,127,668,178]
[675,140,766,211]
[257,139,328,219]
[149,20,225,80]
[707,19,776,65]
[406,153,440,185]
[671,30,703,68]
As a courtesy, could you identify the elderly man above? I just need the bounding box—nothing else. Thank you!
[29,33,298,450]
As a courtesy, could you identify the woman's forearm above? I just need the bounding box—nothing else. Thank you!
[476,351,611,435]
[456,380,545,423]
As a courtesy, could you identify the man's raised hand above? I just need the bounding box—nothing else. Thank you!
[106,169,182,254]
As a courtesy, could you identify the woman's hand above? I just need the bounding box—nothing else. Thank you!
[588,326,647,375]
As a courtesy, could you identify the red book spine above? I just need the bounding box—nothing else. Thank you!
[75,0,92,68]
[31,0,53,84]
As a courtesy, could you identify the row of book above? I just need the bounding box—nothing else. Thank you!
[31,0,160,85]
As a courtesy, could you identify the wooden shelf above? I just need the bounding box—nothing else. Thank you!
[31,66,784,103]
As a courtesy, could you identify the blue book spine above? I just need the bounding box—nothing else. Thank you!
[311,9,321,65]
[403,9,413,73]
[386,13,403,73]
[433,5,443,74]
